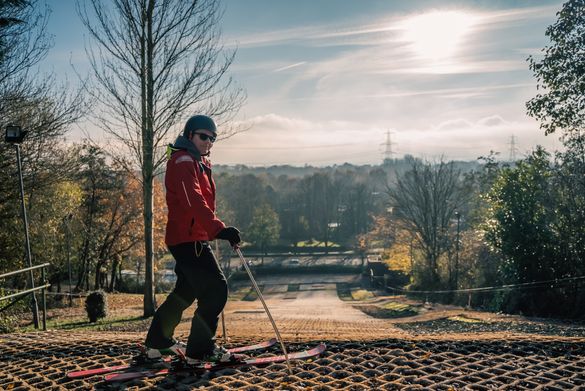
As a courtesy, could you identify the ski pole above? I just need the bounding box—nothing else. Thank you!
[235,247,292,375]
[216,240,228,343]
[220,311,227,343]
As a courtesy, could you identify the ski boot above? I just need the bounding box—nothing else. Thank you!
[135,340,186,364]
[178,344,243,370]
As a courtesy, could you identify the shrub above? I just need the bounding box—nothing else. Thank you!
[85,290,108,323]
[0,289,29,333]
[0,312,18,334]
[351,289,374,301]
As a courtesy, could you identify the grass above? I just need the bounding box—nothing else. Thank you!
[447,315,483,323]
[22,314,151,332]
[351,289,375,301]
[228,287,252,301]
[227,286,260,301]
[242,286,263,301]
[356,300,420,319]
[296,240,341,248]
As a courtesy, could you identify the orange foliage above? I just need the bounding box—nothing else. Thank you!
[381,229,413,273]
[120,175,167,261]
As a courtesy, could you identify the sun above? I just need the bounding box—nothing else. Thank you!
[400,10,478,62]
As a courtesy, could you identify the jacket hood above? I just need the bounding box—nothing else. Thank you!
[173,135,201,160]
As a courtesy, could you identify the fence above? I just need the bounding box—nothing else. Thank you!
[386,275,585,308]
[0,263,51,330]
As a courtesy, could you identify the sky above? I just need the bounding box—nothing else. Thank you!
[43,0,565,166]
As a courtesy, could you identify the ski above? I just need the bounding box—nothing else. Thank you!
[104,343,326,382]
[66,338,277,379]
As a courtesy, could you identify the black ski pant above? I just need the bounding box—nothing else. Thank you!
[145,241,228,358]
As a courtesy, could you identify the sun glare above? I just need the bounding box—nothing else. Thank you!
[401,10,478,62]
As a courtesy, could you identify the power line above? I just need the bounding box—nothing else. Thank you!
[387,275,585,295]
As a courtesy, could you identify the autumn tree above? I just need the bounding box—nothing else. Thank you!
[123,176,167,292]
[218,174,267,228]
[299,173,339,248]
[91,174,144,290]
[77,0,245,316]
[387,160,466,290]
[276,177,308,248]
[247,203,280,264]
[75,145,121,290]
[0,1,85,275]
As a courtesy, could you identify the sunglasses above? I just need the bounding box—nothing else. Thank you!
[196,133,216,143]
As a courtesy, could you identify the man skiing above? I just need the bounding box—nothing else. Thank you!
[144,114,241,365]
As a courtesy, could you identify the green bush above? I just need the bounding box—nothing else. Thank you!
[0,289,29,333]
[0,312,18,334]
[85,290,108,323]
[351,289,374,301]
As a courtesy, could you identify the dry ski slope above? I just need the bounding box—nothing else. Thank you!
[210,278,402,341]
[1,277,584,390]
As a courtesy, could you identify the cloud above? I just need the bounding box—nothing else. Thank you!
[273,62,307,72]
[435,119,474,131]
[230,113,358,137]
[395,114,560,161]
[478,5,559,29]
[214,4,562,165]
[477,115,507,127]
[434,115,508,131]
[227,5,557,49]
[211,113,561,166]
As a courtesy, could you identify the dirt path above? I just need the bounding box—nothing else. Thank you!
[209,283,404,342]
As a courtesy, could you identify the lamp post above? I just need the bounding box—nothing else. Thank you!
[454,211,461,291]
[63,214,73,307]
[5,125,39,329]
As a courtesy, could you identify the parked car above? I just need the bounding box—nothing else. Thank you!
[288,258,300,267]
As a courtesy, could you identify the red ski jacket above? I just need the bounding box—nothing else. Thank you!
[164,150,225,245]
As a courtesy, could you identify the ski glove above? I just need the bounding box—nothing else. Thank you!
[216,226,241,246]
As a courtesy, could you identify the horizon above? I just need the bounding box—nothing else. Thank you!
[45,0,564,167]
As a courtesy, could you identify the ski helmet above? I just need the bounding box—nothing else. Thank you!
[183,115,217,137]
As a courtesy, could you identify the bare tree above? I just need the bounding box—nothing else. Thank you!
[77,0,246,316]
[0,0,51,87]
[386,160,465,290]
[0,0,86,198]
[0,1,87,275]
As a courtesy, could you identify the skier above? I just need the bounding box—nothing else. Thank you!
[144,114,241,365]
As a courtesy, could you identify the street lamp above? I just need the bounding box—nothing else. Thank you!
[5,125,27,143]
[63,214,73,307]
[4,125,39,329]
[454,211,461,291]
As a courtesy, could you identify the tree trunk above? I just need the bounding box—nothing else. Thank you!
[109,256,120,292]
[94,261,101,290]
[142,0,156,317]
[76,238,89,291]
